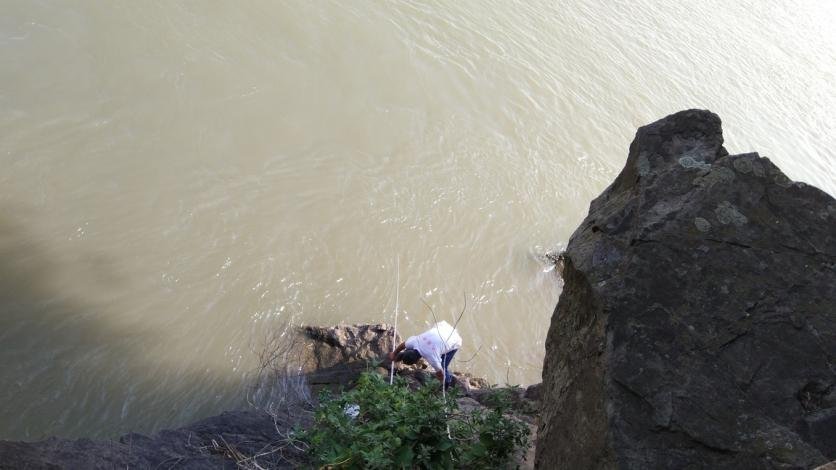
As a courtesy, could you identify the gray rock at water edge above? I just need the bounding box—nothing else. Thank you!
[0,409,306,470]
[536,110,836,469]
[295,323,401,390]
[296,323,496,394]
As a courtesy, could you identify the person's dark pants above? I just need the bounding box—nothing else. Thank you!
[440,349,458,387]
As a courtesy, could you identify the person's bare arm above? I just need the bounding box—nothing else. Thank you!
[424,352,445,383]
[388,342,406,361]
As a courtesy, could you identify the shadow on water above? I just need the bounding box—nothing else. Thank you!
[0,213,249,441]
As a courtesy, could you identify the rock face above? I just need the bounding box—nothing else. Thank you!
[536,110,836,469]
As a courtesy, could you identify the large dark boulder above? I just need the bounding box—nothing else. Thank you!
[536,110,835,469]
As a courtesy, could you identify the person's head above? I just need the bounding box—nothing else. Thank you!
[396,348,421,365]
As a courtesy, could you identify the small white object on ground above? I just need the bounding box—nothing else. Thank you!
[343,404,360,419]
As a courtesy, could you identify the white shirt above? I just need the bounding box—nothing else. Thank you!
[404,321,462,372]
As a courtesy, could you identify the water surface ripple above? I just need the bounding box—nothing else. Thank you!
[0,0,833,438]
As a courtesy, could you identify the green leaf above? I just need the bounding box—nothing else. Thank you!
[394,445,414,467]
[300,372,530,468]
[470,441,487,457]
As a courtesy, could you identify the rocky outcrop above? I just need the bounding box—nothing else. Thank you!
[0,409,303,470]
[0,323,522,469]
[0,324,398,469]
[0,324,397,469]
[296,323,401,389]
[536,110,836,469]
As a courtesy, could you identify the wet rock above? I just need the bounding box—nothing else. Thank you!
[536,110,835,469]
[295,323,401,390]
[298,323,399,369]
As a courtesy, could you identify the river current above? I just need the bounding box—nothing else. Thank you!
[1,0,834,438]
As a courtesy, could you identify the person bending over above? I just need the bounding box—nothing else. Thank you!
[389,320,462,387]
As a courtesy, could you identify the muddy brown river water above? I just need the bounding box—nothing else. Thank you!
[1,0,833,438]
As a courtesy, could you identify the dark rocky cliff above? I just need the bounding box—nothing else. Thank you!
[536,110,835,469]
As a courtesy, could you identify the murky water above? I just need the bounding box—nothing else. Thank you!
[1,0,833,439]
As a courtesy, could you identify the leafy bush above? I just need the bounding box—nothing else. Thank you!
[482,386,518,410]
[301,372,529,469]
[481,385,536,416]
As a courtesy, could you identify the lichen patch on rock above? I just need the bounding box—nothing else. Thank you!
[678,155,712,171]
[694,217,712,232]
[714,200,748,226]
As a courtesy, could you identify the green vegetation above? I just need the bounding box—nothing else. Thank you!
[300,372,530,469]
[482,385,537,416]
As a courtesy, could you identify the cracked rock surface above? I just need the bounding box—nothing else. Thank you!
[536,110,835,469]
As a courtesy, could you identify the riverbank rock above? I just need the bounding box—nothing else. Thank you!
[0,323,514,468]
[0,324,399,468]
[296,323,400,389]
[536,110,835,469]
[0,409,305,469]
